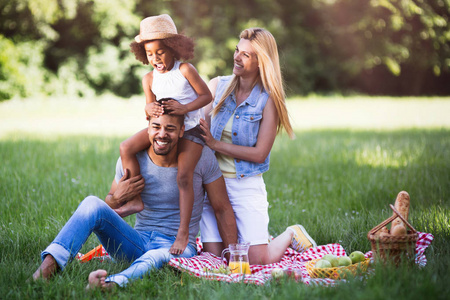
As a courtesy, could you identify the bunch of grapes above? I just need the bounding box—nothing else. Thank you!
[202,266,232,275]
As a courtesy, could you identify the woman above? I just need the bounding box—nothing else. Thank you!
[199,28,316,265]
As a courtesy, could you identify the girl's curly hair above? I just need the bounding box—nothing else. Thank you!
[130,35,195,65]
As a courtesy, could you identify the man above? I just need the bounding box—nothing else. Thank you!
[32,113,238,289]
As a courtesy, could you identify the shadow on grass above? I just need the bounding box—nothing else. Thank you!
[0,129,449,299]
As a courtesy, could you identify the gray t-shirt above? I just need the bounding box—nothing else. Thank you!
[115,146,222,246]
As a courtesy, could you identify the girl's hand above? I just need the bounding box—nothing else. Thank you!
[145,102,164,119]
[199,118,217,150]
[161,99,188,115]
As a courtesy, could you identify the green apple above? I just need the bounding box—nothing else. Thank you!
[338,256,352,267]
[349,251,365,264]
[271,268,285,279]
[315,259,332,268]
[322,254,339,267]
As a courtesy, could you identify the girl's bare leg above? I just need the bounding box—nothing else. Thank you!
[170,139,203,255]
[119,128,150,211]
[202,242,224,257]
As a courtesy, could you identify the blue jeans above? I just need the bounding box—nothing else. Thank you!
[41,196,196,287]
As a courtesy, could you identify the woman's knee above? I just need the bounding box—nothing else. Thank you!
[248,244,270,265]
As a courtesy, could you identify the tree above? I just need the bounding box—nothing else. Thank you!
[1,0,449,100]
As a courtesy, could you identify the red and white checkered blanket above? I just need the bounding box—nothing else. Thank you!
[168,232,434,285]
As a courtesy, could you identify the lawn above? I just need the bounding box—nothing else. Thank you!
[0,96,449,299]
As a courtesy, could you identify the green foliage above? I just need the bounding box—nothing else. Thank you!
[0,35,25,99]
[0,0,449,99]
[0,35,49,100]
[85,41,146,97]
[366,0,450,78]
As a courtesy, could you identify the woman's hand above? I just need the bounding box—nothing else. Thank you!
[145,102,164,119]
[199,118,217,150]
[161,99,188,115]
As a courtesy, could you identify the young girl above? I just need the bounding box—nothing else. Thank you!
[121,14,212,255]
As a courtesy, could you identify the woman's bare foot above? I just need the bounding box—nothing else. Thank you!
[32,255,58,281]
[86,269,117,290]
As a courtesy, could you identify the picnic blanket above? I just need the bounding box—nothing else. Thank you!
[167,232,434,286]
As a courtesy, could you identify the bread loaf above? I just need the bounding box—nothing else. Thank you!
[374,226,389,237]
[391,223,407,236]
[392,191,410,228]
[379,226,390,237]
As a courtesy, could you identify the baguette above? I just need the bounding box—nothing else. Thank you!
[392,191,410,228]
[391,223,407,236]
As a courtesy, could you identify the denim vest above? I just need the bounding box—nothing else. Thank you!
[211,75,270,178]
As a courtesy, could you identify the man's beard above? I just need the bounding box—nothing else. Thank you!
[152,139,172,155]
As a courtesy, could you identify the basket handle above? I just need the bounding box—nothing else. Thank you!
[389,204,417,233]
[368,204,417,235]
[368,214,397,235]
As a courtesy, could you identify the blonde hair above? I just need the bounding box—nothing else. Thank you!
[211,28,294,138]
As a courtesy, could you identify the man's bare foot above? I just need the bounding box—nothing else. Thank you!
[32,254,58,281]
[86,269,117,290]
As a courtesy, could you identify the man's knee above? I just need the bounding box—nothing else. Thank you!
[78,196,107,215]
[81,195,103,205]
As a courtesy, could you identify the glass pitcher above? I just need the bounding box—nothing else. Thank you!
[221,242,251,274]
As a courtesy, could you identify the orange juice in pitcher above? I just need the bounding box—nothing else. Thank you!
[221,242,251,275]
[229,260,251,274]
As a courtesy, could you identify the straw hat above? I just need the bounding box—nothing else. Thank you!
[135,14,180,43]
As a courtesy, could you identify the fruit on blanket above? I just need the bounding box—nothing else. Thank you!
[349,251,365,264]
[322,254,339,267]
[271,268,284,279]
[338,256,352,267]
[315,259,332,268]
[202,266,232,275]
[284,269,301,281]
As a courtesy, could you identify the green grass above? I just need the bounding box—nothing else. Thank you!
[1,98,449,299]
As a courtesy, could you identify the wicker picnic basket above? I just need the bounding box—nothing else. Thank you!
[367,204,418,264]
[306,258,371,280]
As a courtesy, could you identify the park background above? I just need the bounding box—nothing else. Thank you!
[1,0,450,100]
[1,0,449,299]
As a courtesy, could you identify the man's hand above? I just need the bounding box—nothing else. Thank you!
[106,169,145,209]
[169,233,189,255]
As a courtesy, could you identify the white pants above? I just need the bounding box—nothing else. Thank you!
[200,176,270,246]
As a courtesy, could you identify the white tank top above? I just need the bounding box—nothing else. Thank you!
[151,60,203,131]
